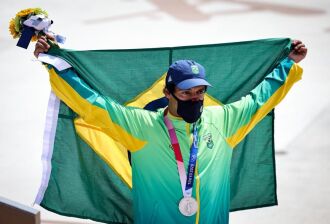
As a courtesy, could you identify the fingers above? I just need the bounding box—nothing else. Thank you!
[288,39,308,63]
[294,43,306,53]
[33,32,56,58]
[34,44,48,58]
[39,37,50,48]
[45,32,55,41]
[34,47,45,58]
[291,39,302,51]
[291,39,307,55]
[298,47,307,55]
[291,39,302,46]
[33,36,50,58]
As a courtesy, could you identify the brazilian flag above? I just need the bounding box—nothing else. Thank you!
[34,38,291,223]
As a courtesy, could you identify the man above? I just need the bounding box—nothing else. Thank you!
[34,36,307,224]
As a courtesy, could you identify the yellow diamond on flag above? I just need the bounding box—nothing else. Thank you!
[126,73,222,108]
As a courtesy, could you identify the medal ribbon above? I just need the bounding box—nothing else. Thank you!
[164,115,199,198]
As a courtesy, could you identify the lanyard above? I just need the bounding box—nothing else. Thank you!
[164,115,199,198]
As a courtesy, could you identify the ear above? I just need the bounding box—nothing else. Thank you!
[163,87,171,99]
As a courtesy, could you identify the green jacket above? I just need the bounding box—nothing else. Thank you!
[46,57,302,224]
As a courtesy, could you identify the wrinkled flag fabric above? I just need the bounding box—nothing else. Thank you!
[35,38,295,223]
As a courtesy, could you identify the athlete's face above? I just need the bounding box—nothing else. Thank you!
[173,86,206,102]
[164,85,206,117]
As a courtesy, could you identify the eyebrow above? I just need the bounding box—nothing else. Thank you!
[178,86,206,91]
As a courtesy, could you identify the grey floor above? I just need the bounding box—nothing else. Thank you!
[0,0,329,223]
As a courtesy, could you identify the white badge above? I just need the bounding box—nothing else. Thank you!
[178,197,198,216]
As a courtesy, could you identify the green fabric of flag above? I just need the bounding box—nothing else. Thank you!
[37,38,291,223]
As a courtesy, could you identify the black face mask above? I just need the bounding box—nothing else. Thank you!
[172,93,204,123]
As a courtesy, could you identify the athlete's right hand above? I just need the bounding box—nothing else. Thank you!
[34,33,55,58]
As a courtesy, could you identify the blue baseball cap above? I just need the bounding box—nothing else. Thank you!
[166,60,212,90]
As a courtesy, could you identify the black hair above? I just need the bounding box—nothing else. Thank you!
[165,82,175,94]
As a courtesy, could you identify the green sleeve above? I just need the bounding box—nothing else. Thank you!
[47,65,157,151]
[219,58,303,148]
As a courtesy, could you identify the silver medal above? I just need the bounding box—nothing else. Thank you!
[179,197,198,216]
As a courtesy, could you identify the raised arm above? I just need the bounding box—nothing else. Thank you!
[34,36,155,152]
[221,40,307,148]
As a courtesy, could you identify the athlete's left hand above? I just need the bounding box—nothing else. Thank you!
[288,39,307,63]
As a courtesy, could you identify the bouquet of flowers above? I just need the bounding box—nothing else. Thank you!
[9,8,65,49]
